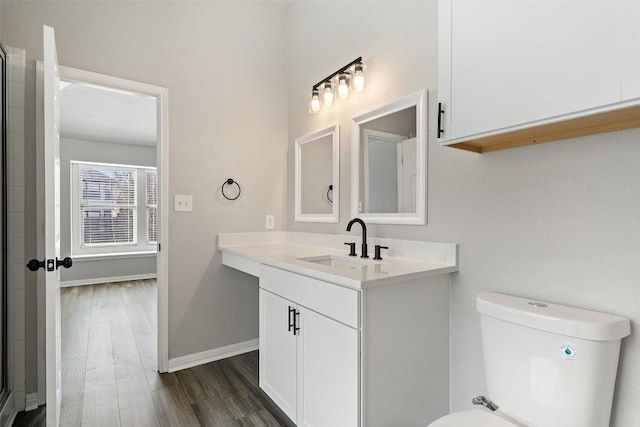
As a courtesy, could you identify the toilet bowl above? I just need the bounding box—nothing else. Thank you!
[428,292,630,427]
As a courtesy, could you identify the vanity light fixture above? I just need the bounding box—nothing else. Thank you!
[353,63,365,91]
[338,74,349,99]
[323,81,334,106]
[310,89,321,113]
[309,57,365,113]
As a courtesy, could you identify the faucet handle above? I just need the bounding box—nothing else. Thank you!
[344,242,357,257]
[373,245,388,260]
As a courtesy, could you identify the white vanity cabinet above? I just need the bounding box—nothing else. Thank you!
[259,264,451,427]
[259,265,359,426]
[438,0,640,153]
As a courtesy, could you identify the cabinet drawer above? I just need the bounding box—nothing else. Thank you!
[260,265,360,329]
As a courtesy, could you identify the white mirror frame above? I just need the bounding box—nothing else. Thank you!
[295,124,340,223]
[351,89,427,225]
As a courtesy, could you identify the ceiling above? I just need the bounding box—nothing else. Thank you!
[59,81,157,146]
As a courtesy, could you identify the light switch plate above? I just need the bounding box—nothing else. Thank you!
[175,195,193,212]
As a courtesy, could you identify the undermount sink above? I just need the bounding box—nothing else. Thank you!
[297,255,377,269]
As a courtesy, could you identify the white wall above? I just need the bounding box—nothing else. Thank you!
[59,137,157,284]
[2,0,288,395]
[286,2,640,426]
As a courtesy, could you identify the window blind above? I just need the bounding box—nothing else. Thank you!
[79,164,137,246]
[146,169,158,243]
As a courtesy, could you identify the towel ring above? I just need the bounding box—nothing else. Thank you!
[222,178,241,201]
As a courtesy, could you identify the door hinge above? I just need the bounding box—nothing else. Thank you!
[158,243,161,252]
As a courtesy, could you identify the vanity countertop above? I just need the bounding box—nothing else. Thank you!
[218,232,458,289]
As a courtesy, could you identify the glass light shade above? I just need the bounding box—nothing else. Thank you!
[310,91,321,113]
[323,82,334,105]
[338,75,349,99]
[353,64,365,91]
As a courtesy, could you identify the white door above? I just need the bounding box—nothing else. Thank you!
[297,306,358,427]
[43,24,63,427]
[259,289,297,423]
[400,137,417,213]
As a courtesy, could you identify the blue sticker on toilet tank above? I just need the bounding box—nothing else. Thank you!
[560,344,577,360]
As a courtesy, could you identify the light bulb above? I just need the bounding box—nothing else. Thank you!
[338,75,349,99]
[353,64,365,91]
[310,90,321,113]
[323,82,333,106]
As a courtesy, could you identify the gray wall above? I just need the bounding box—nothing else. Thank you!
[2,1,288,395]
[286,2,640,425]
[60,137,157,283]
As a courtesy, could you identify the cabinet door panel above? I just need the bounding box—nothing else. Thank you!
[450,0,621,138]
[297,308,359,427]
[622,0,640,100]
[259,290,297,423]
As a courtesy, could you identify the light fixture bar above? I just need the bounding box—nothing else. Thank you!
[311,56,363,91]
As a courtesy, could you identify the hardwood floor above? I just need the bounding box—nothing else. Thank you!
[13,280,294,427]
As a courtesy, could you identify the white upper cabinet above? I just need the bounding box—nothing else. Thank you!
[438,0,640,152]
[622,0,640,101]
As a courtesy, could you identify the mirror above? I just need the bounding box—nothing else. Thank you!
[351,90,426,224]
[295,124,339,222]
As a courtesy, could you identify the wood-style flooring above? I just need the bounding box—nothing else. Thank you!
[13,280,294,427]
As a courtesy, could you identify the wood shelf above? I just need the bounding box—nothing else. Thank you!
[443,103,640,153]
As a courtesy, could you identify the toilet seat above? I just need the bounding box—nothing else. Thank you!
[428,410,520,427]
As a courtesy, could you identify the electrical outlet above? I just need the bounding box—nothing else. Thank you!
[265,215,275,230]
[175,195,193,212]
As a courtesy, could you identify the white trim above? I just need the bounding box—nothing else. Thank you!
[168,339,259,373]
[0,392,17,427]
[25,393,38,412]
[36,64,171,400]
[294,124,340,223]
[156,72,170,374]
[72,251,156,261]
[69,159,158,171]
[351,89,427,225]
[61,273,157,288]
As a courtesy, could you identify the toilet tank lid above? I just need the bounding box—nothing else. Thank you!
[477,292,630,341]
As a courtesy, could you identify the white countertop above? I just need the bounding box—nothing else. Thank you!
[218,232,458,289]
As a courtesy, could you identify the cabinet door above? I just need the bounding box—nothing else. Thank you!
[297,307,359,427]
[259,290,297,423]
[440,0,622,140]
[622,0,640,101]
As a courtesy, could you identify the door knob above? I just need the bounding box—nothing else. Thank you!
[27,259,46,272]
[56,257,73,270]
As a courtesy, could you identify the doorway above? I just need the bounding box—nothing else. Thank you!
[36,66,169,406]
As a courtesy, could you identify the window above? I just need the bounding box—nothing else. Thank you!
[72,161,158,256]
[146,169,158,243]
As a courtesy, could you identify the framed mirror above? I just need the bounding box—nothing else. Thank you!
[351,90,426,224]
[295,124,339,222]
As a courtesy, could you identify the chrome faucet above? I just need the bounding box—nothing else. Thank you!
[346,218,368,258]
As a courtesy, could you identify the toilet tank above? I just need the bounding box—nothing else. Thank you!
[477,292,630,427]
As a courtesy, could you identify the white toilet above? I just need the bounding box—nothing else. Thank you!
[430,292,631,427]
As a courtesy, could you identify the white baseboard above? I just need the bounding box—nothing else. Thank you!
[0,392,16,427]
[25,393,38,411]
[168,338,258,373]
[61,273,157,287]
